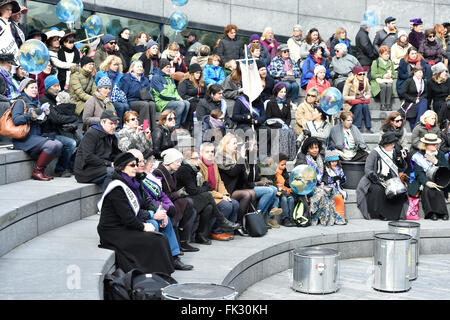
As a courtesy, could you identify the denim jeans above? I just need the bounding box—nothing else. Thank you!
[254,186,277,216]
[280,195,295,220]
[276,80,299,103]
[113,102,130,128]
[90,166,115,192]
[350,104,372,129]
[211,198,239,234]
[147,217,180,256]
[54,135,77,172]
[165,100,190,128]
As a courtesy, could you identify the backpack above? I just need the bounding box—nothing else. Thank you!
[292,195,311,227]
[103,268,178,300]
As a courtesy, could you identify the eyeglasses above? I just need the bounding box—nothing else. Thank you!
[127,163,137,168]
[306,94,317,98]
[393,119,403,123]
[167,117,177,121]
[129,117,139,121]
[191,156,200,161]
[109,42,116,45]
[67,40,75,44]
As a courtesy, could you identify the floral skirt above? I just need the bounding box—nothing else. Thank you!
[309,186,346,226]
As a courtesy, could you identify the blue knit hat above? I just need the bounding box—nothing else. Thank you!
[97,76,112,88]
[325,149,340,162]
[145,40,158,50]
[102,34,115,44]
[44,75,59,90]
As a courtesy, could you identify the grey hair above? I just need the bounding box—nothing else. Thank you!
[200,142,216,153]
[129,60,143,73]
[334,43,347,54]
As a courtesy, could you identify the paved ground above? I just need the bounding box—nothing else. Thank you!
[239,254,450,300]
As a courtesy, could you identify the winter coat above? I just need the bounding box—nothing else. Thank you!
[222,75,242,114]
[428,78,450,120]
[97,172,174,275]
[265,97,292,125]
[189,55,209,69]
[380,125,408,152]
[120,72,152,103]
[260,75,275,102]
[175,162,213,209]
[396,58,430,98]
[139,52,161,78]
[269,56,301,81]
[370,58,397,97]
[330,53,361,86]
[150,68,180,112]
[117,37,135,71]
[151,124,177,160]
[410,121,441,155]
[152,162,187,222]
[419,40,445,64]
[160,49,188,73]
[95,70,124,88]
[400,77,428,120]
[294,101,315,135]
[199,160,230,204]
[73,122,121,183]
[301,54,330,87]
[203,64,226,85]
[177,78,206,108]
[355,27,378,66]
[328,123,368,152]
[56,47,80,88]
[373,28,398,52]
[287,37,304,63]
[299,41,330,61]
[215,153,253,194]
[232,96,266,130]
[440,130,450,155]
[82,92,116,127]
[329,38,352,57]
[201,115,226,144]
[68,66,97,115]
[408,30,425,51]
[260,38,279,61]
[196,97,223,121]
[306,76,331,97]
[390,42,412,69]
[342,74,372,111]
[93,45,127,71]
[117,124,153,157]
[11,93,48,152]
[215,35,244,66]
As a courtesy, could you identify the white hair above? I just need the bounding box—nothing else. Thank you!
[334,43,347,54]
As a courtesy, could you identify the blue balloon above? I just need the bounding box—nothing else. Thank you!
[290,165,317,195]
[84,15,102,37]
[56,0,83,24]
[169,11,188,32]
[171,0,189,6]
[19,40,50,75]
[319,87,343,115]
[364,11,378,27]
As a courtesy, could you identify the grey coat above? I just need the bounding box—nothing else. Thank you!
[328,123,368,152]
[330,53,361,86]
[410,122,441,155]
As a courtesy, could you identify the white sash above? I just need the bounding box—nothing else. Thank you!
[374,146,398,176]
[97,180,140,216]
[0,19,19,64]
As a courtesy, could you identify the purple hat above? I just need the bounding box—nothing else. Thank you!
[250,34,260,42]
[410,18,423,25]
[272,82,286,96]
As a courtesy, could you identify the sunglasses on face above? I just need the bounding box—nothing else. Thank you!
[109,42,116,45]
[127,163,137,168]
[129,117,139,121]
[393,118,403,123]
[357,73,365,76]
[67,40,75,44]
[307,94,317,98]
[167,117,177,121]
[428,35,435,38]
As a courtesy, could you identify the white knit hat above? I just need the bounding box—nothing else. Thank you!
[431,62,448,75]
[161,148,183,165]
[314,64,326,75]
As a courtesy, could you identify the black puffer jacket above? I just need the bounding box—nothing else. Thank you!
[215,35,244,66]
[177,79,206,106]
[151,124,177,160]
[355,27,378,66]
[196,98,221,121]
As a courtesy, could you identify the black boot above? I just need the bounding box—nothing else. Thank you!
[180,241,200,252]
[173,256,193,270]
[195,233,211,245]
[216,214,241,231]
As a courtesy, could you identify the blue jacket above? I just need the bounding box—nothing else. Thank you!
[203,64,226,86]
[11,93,48,152]
[95,70,124,88]
[120,72,151,103]
[301,54,330,87]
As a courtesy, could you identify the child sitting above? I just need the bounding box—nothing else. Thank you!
[323,149,348,224]
[275,153,297,227]
[203,55,226,86]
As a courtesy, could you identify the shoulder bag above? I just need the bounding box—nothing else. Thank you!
[0,99,30,139]
[243,203,267,237]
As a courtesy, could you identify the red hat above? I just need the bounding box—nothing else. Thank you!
[353,66,365,75]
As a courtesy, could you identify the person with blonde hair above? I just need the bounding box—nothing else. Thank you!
[151,110,178,159]
[260,27,279,61]
[390,30,412,70]
[410,109,441,154]
[161,42,188,74]
[294,87,319,135]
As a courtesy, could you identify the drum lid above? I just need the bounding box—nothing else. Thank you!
[162,283,237,300]
[375,233,411,241]
[388,221,420,228]
[293,247,340,257]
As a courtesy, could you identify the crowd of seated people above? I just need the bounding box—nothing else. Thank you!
[1,0,450,276]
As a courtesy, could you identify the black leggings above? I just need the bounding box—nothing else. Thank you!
[231,189,256,223]
[172,201,196,242]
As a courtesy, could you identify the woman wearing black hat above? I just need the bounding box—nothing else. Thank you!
[407,133,450,220]
[356,131,408,221]
[178,63,206,132]
[97,152,176,274]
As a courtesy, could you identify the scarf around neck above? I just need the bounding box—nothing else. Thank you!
[202,156,217,190]
[306,153,324,182]
[107,69,119,82]
[121,172,142,204]
[209,116,224,129]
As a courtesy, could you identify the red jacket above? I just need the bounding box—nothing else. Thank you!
[306,76,331,97]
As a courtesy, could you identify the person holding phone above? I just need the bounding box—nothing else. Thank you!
[117,111,153,159]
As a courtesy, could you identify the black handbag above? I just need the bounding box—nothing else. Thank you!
[243,203,267,237]
[139,88,153,101]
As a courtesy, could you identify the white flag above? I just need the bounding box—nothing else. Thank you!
[239,60,263,103]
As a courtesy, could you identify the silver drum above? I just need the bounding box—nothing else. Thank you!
[161,283,238,300]
[373,233,411,293]
[291,247,340,294]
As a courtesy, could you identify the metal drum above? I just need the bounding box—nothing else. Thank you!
[291,247,340,294]
[388,221,421,281]
[161,283,238,300]
[373,233,411,293]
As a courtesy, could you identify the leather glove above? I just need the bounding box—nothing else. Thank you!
[303,129,311,138]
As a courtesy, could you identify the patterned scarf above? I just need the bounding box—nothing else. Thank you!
[142,172,163,200]
[306,153,324,182]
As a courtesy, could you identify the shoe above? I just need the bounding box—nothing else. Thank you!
[430,214,438,221]
[380,104,387,111]
[265,222,272,229]
[195,234,212,245]
[217,215,241,231]
[269,207,282,216]
[32,152,57,181]
[367,128,375,134]
[209,233,233,241]
[268,218,280,228]
[180,241,200,252]
[54,170,72,178]
[234,228,249,237]
[442,215,449,221]
[174,257,193,271]
[32,166,51,181]
[282,218,296,227]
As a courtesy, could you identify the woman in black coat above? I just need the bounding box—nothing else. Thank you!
[232,94,266,132]
[196,83,227,122]
[117,28,135,72]
[428,63,450,121]
[215,24,244,66]
[97,152,175,274]
[151,110,178,160]
[400,66,428,130]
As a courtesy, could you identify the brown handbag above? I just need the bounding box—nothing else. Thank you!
[0,100,30,139]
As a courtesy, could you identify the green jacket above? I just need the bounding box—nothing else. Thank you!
[150,69,180,112]
[370,58,396,97]
[68,66,97,115]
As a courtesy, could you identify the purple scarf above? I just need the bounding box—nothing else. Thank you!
[121,172,142,204]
